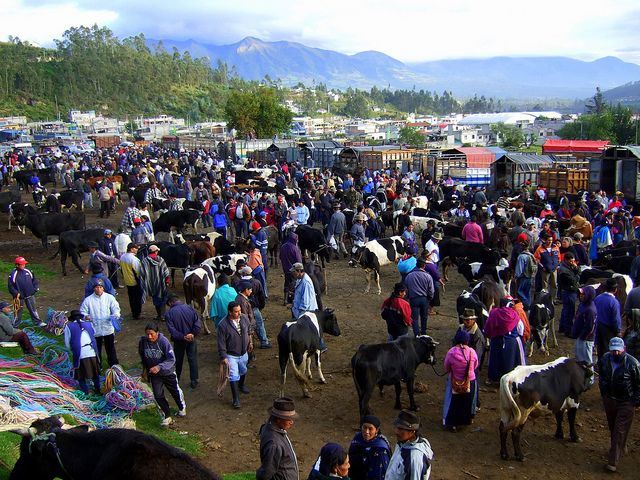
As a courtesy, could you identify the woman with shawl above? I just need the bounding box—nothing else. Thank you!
[309,443,350,480]
[443,330,479,432]
[484,296,526,384]
[348,415,391,480]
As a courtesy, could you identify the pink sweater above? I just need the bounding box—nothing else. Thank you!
[462,222,484,243]
[444,345,478,381]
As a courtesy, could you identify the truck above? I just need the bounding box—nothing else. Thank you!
[589,146,640,201]
[89,135,121,149]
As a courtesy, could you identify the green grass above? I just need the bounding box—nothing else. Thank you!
[0,260,58,298]
[222,473,256,480]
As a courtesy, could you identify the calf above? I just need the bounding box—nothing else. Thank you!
[10,415,222,480]
[176,232,236,255]
[471,276,503,313]
[351,335,438,421]
[183,264,216,334]
[153,209,201,241]
[277,308,341,398]
[527,290,556,356]
[295,224,331,268]
[456,290,490,331]
[348,236,407,294]
[8,202,37,234]
[499,357,594,461]
[438,237,501,281]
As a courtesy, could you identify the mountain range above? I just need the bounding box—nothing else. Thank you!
[148,36,640,101]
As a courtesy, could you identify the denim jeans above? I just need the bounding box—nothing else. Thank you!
[252,308,269,346]
[560,291,578,333]
[516,276,533,309]
[410,296,430,336]
[575,339,594,382]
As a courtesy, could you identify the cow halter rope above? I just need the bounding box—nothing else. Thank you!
[29,430,75,480]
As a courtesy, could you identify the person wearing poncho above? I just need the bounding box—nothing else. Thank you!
[348,415,391,480]
[485,297,526,384]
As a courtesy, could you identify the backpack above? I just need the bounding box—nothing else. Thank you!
[373,219,383,237]
[522,251,537,278]
[235,204,244,219]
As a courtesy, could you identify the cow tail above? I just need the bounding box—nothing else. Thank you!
[50,243,61,259]
[285,328,310,387]
[499,375,521,430]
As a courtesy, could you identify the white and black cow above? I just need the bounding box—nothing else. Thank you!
[153,209,201,242]
[579,266,613,285]
[456,290,490,331]
[348,236,407,294]
[277,308,340,398]
[8,202,37,234]
[499,357,594,462]
[201,254,248,277]
[351,336,439,421]
[437,237,502,281]
[471,276,503,313]
[458,257,513,296]
[527,290,556,356]
[183,264,216,335]
[176,232,236,255]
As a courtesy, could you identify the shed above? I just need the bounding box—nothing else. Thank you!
[590,146,640,201]
[542,140,610,160]
[492,154,555,190]
[442,147,495,168]
[337,145,413,173]
[299,140,342,169]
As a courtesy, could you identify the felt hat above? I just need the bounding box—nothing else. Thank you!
[431,232,443,240]
[392,410,421,431]
[290,262,304,272]
[268,397,300,420]
[461,308,477,320]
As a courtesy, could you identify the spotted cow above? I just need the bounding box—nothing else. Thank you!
[348,236,407,294]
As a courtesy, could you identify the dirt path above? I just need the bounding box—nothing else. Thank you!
[2,200,638,479]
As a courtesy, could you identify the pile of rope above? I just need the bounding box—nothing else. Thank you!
[102,365,154,416]
[44,308,68,335]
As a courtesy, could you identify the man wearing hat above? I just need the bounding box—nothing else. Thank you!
[218,301,253,408]
[457,308,487,377]
[594,277,623,364]
[257,397,300,480]
[328,202,348,259]
[350,213,366,250]
[0,300,40,355]
[387,411,433,480]
[572,232,589,267]
[8,256,45,327]
[85,241,120,276]
[79,278,121,367]
[141,244,171,320]
[120,243,144,320]
[84,263,116,298]
[598,337,640,472]
[424,232,442,263]
[100,229,121,288]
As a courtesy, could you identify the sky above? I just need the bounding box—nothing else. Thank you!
[3,0,640,65]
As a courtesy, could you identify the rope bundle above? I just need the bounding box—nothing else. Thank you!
[44,308,68,335]
[103,365,154,416]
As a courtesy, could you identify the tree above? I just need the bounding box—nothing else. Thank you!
[223,87,292,139]
[398,126,425,146]
[490,122,525,148]
[585,87,606,115]
[344,92,369,118]
[224,91,259,138]
[125,120,138,134]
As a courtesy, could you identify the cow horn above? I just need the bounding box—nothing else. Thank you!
[9,427,36,437]
[325,308,335,314]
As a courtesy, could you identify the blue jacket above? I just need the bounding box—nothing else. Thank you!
[65,320,99,369]
[405,268,435,300]
[138,332,176,374]
[8,268,38,298]
[165,301,201,341]
[84,273,116,298]
[594,291,622,333]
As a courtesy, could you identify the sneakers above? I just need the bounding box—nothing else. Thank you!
[160,417,174,427]
[176,407,187,418]
[605,464,616,472]
[36,322,47,328]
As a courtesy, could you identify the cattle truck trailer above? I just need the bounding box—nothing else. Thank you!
[589,145,640,202]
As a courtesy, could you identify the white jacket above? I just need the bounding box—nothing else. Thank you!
[80,292,121,337]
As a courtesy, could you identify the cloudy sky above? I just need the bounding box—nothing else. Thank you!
[3,0,640,64]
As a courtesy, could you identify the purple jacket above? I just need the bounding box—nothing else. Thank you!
[405,268,435,300]
[280,233,302,273]
[424,262,441,282]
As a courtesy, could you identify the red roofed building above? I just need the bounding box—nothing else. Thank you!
[542,139,609,154]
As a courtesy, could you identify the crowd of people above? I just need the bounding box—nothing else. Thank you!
[5,143,640,475]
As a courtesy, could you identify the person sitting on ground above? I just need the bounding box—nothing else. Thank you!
[0,301,40,356]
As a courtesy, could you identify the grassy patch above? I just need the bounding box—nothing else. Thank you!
[0,260,58,298]
[131,409,204,457]
[222,473,256,480]
[0,432,20,480]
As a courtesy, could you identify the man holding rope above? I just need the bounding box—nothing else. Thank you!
[8,256,46,327]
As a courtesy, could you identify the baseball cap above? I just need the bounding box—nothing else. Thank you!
[526,218,535,225]
[0,301,10,309]
[149,245,160,253]
[518,233,528,243]
[104,229,112,235]
[238,266,253,276]
[15,257,28,265]
[290,262,304,272]
[609,337,625,352]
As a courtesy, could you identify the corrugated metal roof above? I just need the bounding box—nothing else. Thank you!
[602,145,640,159]
[458,113,537,125]
[484,146,508,160]
[504,154,555,171]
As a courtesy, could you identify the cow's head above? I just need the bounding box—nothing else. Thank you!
[457,262,474,284]
[416,335,439,365]
[320,308,340,337]
[575,360,596,391]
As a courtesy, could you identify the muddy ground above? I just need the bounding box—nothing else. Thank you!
[1,194,638,479]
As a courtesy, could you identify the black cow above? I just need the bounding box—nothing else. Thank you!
[277,308,341,398]
[352,336,438,421]
[438,237,502,281]
[456,290,490,331]
[7,202,36,234]
[471,276,503,313]
[156,241,195,286]
[499,358,594,461]
[265,224,280,266]
[18,212,85,250]
[55,228,106,275]
[10,415,222,480]
[458,259,513,296]
[594,254,633,275]
[151,197,172,212]
[348,236,406,295]
[153,210,201,240]
[13,167,57,192]
[579,267,613,284]
[295,224,331,268]
[0,190,21,212]
[177,232,236,255]
[286,260,325,308]
[58,190,84,211]
[527,290,556,356]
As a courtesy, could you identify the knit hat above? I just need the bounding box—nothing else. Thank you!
[361,414,381,428]
[454,329,471,345]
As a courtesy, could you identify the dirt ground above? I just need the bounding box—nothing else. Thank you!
[2,195,639,480]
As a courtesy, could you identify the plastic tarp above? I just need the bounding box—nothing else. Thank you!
[542,140,609,153]
[504,154,555,172]
[485,146,508,161]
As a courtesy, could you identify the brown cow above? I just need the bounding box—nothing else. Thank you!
[187,241,216,265]
[86,175,123,190]
[565,215,593,240]
[585,274,632,310]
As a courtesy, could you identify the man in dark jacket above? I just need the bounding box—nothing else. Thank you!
[8,256,45,327]
[381,283,412,341]
[534,233,559,300]
[165,293,201,389]
[572,286,597,369]
[280,232,303,305]
[599,337,640,472]
[557,252,581,336]
[257,397,300,480]
[218,300,253,408]
[99,229,120,288]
